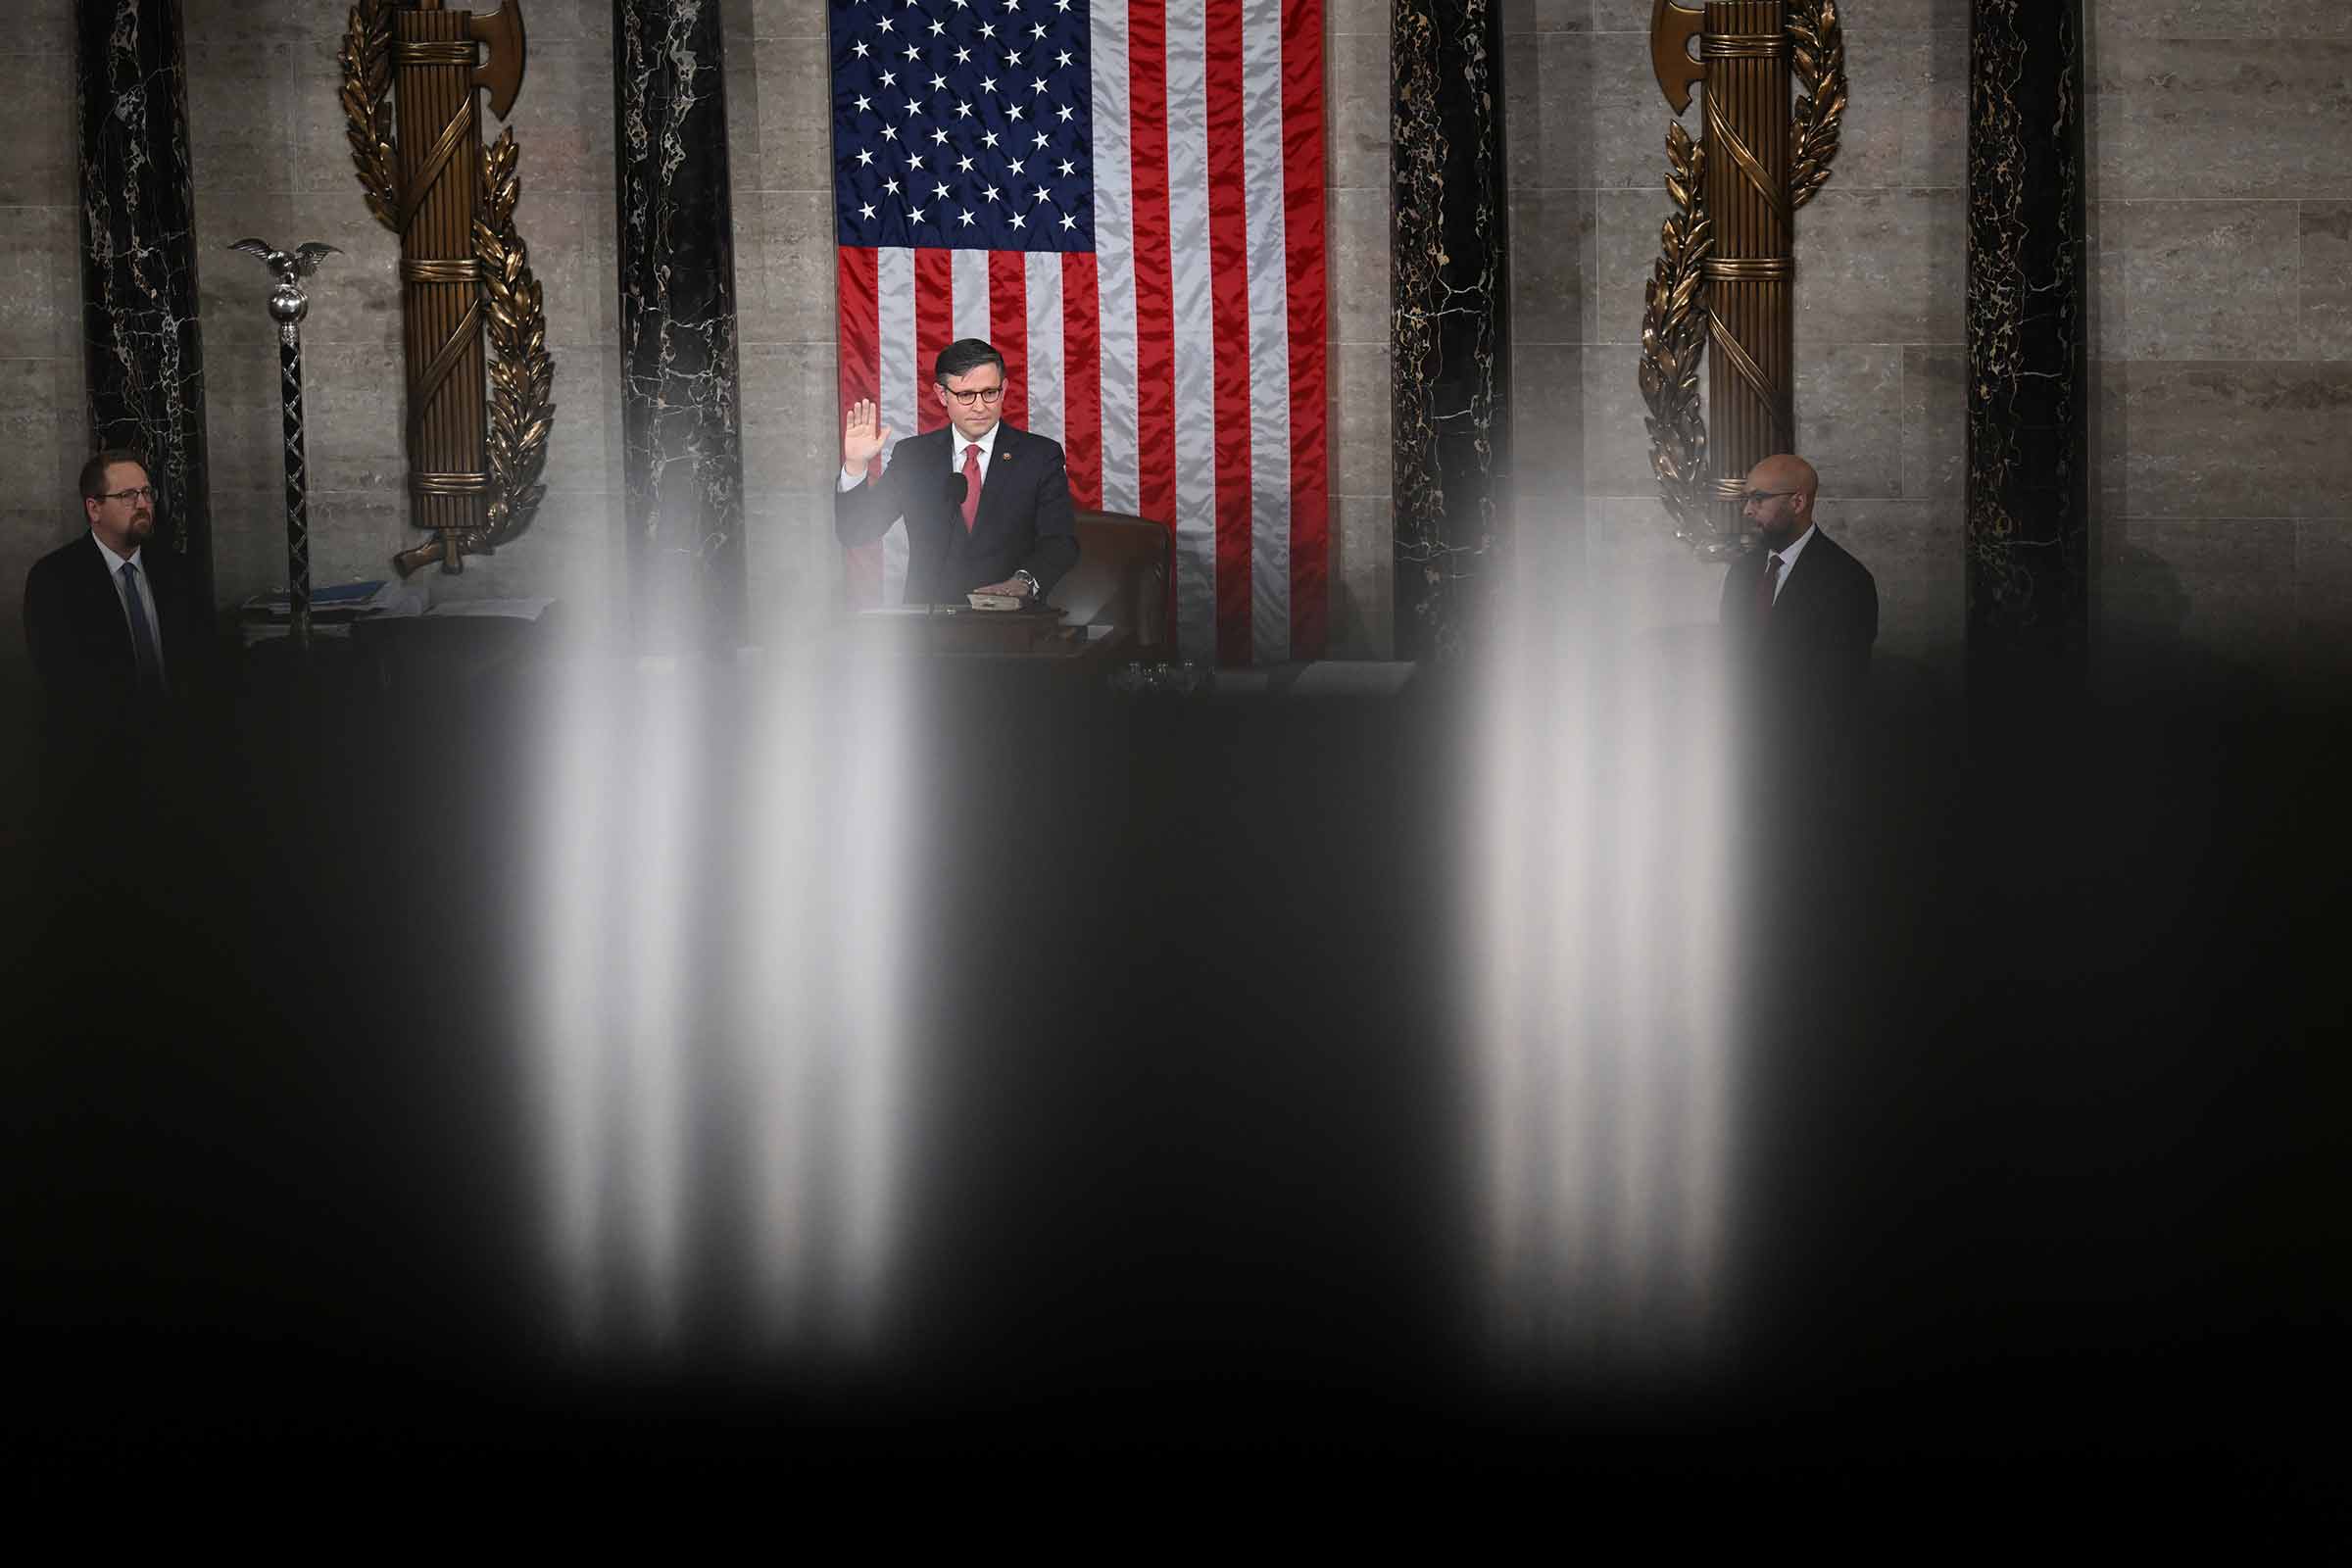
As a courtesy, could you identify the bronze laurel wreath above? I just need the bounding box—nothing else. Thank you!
[1638,122,1712,552]
[338,0,398,234]
[1788,0,1847,212]
[473,131,553,554]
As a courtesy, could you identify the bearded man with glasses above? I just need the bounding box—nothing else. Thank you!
[836,338,1078,608]
[1719,452,1878,723]
[24,449,211,728]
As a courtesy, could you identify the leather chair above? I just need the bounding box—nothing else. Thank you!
[1049,510,1174,660]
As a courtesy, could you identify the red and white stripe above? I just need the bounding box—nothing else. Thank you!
[834,0,1328,662]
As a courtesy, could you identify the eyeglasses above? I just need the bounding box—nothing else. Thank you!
[939,383,1005,407]
[1740,488,1800,507]
[99,486,159,505]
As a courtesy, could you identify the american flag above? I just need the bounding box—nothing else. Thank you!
[831,0,1329,663]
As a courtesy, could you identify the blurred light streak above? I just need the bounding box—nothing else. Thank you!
[1468,539,1739,1371]
[528,627,916,1357]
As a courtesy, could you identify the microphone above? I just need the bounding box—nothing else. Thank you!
[943,472,968,511]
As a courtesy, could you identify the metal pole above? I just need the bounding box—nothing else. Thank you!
[229,240,339,654]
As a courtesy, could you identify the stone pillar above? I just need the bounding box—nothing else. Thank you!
[74,0,211,604]
[1966,0,2086,671]
[1392,0,1509,665]
[614,0,748,651]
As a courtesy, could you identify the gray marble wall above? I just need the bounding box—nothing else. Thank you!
[726,0,839,641]
[181,0,624,622]
[0,0,91,706]
[2087,0,2352,674]
[1506,0,1971,667]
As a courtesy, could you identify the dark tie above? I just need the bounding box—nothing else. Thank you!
[1756,553,1783,619]
[120,561,167,696]
[960,442,982,531]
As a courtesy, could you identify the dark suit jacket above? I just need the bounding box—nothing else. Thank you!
[24,530,212,727]
[1720,525,1878,728]
[835,423,1079,605]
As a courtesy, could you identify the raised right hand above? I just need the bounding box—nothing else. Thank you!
[843,398,893,471]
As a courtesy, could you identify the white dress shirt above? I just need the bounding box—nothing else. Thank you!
[90,530,169,685]
[1765,521,1817,605]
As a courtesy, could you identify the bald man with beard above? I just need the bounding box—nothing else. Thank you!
[1719,453,1878,725]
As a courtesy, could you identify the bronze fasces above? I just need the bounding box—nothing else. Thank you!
[339,0,552,577]
[1639,0,1846,559]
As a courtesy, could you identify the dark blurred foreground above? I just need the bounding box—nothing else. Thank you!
[0,626,2342,1544]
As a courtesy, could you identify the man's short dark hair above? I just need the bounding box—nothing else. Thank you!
[79,447,149,501]
[934,339,1005,385]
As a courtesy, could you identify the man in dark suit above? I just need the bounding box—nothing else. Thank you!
[24,449,210,732]
[836,338,1078,606]
[1719,452,1878,727]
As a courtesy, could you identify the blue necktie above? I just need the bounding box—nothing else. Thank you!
[120,561,166,696]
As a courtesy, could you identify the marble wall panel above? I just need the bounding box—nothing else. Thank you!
[1579,343,1655,501]
[2294,518,2352,666]
[1901,348,1966,500]
[1831,497,1965,662]
[739,491,835,633]
[2098,515,2300,665]
[1503,30,1671,197]
[1330,185,1390,351]
[736,0,841,626]
[0,206,80,361]
[1793,189,1966,347]
[0,45,74,210]
[749,39,832,197]
[745,0,823,38]
[1590,187,1661,348]
[1332,342,1392,504]
[193,344,279,497]
[736,342,839,502]
[0,508,64,695]
[745,191,835,348]
[2304,202,2352,360]
[2092,39,2352,203]
[1331,494,1395,662]
[0,358,73,505]
[0,2,88,698]
[1510,340,1583,502]
[1328,27,1393,195]
[2082,16,2352,666]
[1506,187,1592,349]
[2087,1,2352,39]
[1793,344,1904,500]
[2094,362,2352,521]
[2093,201,2299,362]
[1581,495,1724,633]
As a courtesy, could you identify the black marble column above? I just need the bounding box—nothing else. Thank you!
[614,0,748,651]
[74,0,212,605]
[1966,1,2087,671]
[1393,0,1510,665]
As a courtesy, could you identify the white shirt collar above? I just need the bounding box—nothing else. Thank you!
[90,530,143,576]
[950,420,1002,463]
[1770,521,1818,575]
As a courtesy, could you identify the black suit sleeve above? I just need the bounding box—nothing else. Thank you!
[1016,443,1078,597]
[835,454,913,549]
[23,553,69,697]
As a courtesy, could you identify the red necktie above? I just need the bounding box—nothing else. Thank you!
[960,442,982,531]
[1756,553,1783,618]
